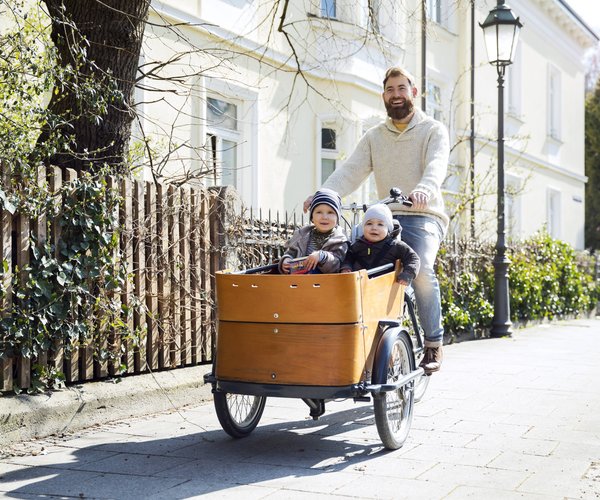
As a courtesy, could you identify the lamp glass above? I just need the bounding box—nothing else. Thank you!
[482,22,520,66]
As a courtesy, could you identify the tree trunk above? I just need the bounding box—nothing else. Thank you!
[40,0,150,174]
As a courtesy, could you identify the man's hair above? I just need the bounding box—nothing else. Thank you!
[383,67,416,89]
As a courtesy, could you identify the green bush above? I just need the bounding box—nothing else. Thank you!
[438,231,598,337]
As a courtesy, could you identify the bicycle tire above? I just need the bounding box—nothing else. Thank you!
[373,330,415,450]
[404,291,430,403]
[213,392,266,438]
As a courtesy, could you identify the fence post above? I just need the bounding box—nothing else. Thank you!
[133,179,146,372]
[0,162,13,392]
[168,185,180,367]
[63,168,79,384]
[120,177,134,373]
[145,181,158,370]
[180,186,191,365]
[199,186,212,362]
[156,183,170,368]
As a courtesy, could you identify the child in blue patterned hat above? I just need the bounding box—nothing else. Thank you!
[279,188,348,274]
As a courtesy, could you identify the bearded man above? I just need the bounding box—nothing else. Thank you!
[303,66,450,374]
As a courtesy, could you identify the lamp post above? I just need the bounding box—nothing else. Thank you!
[480,0,522,338]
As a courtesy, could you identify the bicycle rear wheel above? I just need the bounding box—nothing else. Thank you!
[214,392,266,438]
[403,291,430,403]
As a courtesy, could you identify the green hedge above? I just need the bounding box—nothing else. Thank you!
[437,232,599,339]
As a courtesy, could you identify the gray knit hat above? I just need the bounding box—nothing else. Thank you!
[310,188,342,223]
[363,203,394,233]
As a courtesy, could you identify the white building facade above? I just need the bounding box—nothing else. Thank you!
[139,0,597,249]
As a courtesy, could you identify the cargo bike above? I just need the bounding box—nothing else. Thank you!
[204,190,429,450]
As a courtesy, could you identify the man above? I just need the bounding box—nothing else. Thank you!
[304,66,449,373]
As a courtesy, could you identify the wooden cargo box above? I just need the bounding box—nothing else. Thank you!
[215,267,404,387]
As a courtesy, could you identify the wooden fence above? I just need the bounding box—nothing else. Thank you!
[0,167,228,392]
[3,170,597,393]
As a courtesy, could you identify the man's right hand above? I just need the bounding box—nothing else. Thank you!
[303,195,314,213]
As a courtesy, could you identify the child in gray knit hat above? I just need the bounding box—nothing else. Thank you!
[279,188,348,274]
[341,203,420,285]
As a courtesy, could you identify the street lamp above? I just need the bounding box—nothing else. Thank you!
[480,1,522,338]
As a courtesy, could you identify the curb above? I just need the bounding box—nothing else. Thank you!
[0,365,213,447]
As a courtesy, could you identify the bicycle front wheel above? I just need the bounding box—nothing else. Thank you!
[373,331,415,450]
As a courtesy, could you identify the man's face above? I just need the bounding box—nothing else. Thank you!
[383,75,416,121]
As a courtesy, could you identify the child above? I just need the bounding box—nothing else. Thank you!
[279,188,348,274]
[341,203,420,285]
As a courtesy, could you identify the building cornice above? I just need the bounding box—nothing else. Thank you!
[151,4,385,95]
[535,0,599,48]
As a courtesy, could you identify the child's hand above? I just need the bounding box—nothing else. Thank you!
[396,277,409,286]
[281,258,292,274]
[340,268,352,273]
[304,251,321,271]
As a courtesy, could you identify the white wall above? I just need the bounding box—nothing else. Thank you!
[140,0,593,248]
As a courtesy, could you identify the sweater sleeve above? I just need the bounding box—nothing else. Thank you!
[278,228,303,273]
[414,122,449,199]
[317,230,349,274]
[322,133,373,197]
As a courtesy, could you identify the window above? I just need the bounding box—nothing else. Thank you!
[427,0,443,24]
[321,0,336,18]
[548,65,561,140]
[426,82,443,122]
[320,126,337,184]
[506,43,522,116]
[205,96,240,188]
[547,188,561,239]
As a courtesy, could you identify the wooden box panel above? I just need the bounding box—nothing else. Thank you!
[216,321,367,386]
[359,266,404,329]
[216,271,362,324]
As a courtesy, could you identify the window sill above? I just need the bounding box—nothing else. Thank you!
[546,134,563,146]
[506,111,524,124]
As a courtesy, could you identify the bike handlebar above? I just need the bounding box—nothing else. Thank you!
[342,187,413,212]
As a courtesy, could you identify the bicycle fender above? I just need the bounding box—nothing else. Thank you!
[371,324,411,385]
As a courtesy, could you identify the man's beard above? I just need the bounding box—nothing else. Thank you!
[385,98,414,121]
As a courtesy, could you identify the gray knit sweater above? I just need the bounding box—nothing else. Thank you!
[323,109,449,231]
[279,225,348,274]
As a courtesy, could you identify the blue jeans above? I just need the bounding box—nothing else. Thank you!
[394,215,444,345]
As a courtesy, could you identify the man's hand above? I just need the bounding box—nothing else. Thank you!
[409,190,429,210]
[303,195,314,213]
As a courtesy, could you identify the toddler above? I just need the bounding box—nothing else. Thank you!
[341,204,420,285]
[279,188,348,274]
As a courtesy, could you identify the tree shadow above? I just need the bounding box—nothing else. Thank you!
[1,401,402,498]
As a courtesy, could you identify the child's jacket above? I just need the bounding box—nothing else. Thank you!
[279,226,348,274]
[341,235,420,284]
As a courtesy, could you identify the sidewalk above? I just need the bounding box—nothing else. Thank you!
[1,318,599,499]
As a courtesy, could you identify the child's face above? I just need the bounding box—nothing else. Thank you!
[311,203,338,232]
[363,218,388,243]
